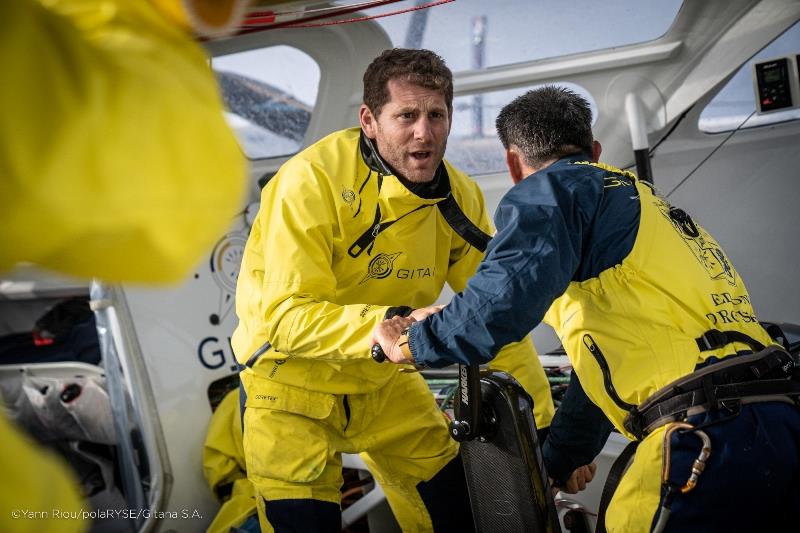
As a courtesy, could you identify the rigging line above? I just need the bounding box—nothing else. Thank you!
[664,109,757,198]
[649,106,692,157]
[244,0,404,25]
[624,107,692,173]
[240,0,403,32]
[286,1,454,28]
[239,0,454,33]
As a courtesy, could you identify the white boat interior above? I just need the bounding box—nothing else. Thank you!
[1,0,798,531]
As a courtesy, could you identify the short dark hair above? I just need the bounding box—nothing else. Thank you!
[363,48,453,117]
[495,86,594,167]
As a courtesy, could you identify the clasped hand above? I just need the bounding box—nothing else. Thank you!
[370,305,445,363]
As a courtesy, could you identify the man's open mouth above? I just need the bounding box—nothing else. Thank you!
[411,151,431,160]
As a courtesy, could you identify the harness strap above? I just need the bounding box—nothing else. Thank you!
[760,321,794,353]
[635,379,800,437]
[351,131,491,257]
[347,202,427,258]
[436,194,491,252]
[238,377,247,432]
[624,346,798,439]
[595,440,639,533]
[695,329,765,352]
[584,334,638,412]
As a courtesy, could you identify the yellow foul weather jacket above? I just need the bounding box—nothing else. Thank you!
[1,1,247,531]
[0,0,246,282]
[544,166,773,438]
[406,158,780,532]
[232,127,554,428]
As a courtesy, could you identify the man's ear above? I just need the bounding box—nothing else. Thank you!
[360,105,376,138]
[592,140,602,163]
[446,106,453,136]
[506,149,525,185]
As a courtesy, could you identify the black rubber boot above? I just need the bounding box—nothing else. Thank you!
[417,455,476,533]
[265,498,341,533]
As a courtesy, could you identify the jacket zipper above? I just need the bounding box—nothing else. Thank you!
[583,334,637,411]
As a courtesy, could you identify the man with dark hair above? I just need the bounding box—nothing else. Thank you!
[362,48,454,121]
[374,85,800,532]
[232,49,555,532]
[495,85,594,166]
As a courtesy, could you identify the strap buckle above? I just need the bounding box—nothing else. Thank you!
[622,407,644,440]
[697,329,727,351]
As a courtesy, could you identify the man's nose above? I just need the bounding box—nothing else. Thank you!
[413,117,433,142]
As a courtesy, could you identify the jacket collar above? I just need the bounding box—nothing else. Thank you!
[358,130,450,200]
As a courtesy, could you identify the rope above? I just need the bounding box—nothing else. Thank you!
[238,0,454,34]
[665,109,756,197]
[247,1,404,21]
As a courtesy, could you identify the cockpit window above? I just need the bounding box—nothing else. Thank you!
[699,21,800,134]
[368,0,683,70]
[446,83,597,176]
[212,46,320,159]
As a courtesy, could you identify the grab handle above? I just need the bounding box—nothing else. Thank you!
[371,343,387,363]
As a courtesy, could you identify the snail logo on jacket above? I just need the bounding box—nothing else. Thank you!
[341,187,357,209]
[360,252,402,284]
[656,199,736,287]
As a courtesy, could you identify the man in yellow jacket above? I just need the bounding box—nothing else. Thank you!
[232,48,554,532]
[1,0,248,531]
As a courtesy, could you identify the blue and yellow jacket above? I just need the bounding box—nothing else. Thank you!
[409,154,772,480]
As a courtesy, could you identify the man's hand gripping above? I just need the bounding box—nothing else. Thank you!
[370,305,445,364]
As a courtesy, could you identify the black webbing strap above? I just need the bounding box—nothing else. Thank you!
[624,346,798,439]
[595,440,639,533]
[695,329,765,352]
[354,131,491,256]
[436,194,491,253]
[633,378,800,437]
[347,202,428,258]
[384,306,413,319]
[347,183,490,258]
[760,321,793,352]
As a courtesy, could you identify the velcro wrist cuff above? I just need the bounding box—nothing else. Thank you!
[398,331,413,361]
[384,306,413,320]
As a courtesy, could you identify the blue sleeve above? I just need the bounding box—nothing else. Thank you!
[408,167,604,368]
[543,372,613,484]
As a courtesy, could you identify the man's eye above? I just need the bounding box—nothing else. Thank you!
[400,112,415,119]
[430,112,443,119]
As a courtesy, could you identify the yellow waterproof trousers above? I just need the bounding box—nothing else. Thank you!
[607,403,800,532]
[241,368,459,532]
[605,427,664,533]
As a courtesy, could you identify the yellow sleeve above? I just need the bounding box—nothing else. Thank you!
[445,177,555,429]
[0,0,246,282]
[234,157,389,362]
[0,414,87,533]
[488,337,555,429]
